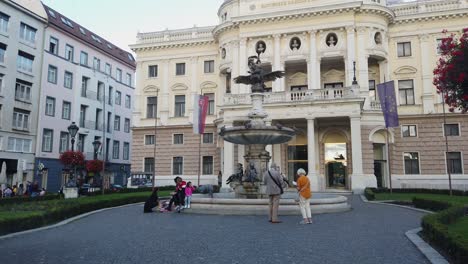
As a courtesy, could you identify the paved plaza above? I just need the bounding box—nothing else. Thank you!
[0,196,429,264]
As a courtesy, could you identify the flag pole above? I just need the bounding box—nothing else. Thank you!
[441,89,453,196]
[198,134,202,187]
[386,127,393,194]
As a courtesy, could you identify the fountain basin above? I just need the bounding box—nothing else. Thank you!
[221,126,295,145]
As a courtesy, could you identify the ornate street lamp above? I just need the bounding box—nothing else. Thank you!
[67,122,79,151]
[92,140,101,160]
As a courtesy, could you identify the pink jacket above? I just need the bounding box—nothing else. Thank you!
[185,186,195,196]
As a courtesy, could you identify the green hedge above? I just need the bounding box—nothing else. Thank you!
[0,194,61,205]
[371,187,468,196]
[413,198,452,212]
[364,188,376,201]
[0,192,151,236]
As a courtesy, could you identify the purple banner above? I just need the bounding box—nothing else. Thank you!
[377,81,399,128]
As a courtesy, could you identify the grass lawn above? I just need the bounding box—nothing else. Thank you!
[448,216,468,247]
[374,193,468,205]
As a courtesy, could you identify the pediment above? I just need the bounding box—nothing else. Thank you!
[289,72,307,81]
[200,81,218,89]
[323,69,345,78]
[171,83,189,91]
[394,66,417,75]
[143,85,159,93]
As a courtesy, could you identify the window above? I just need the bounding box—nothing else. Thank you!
[76,134,85,152]
[149,65,158,77]
[80,51,88,66]
[112,141,120,159]
[0,12,9,33]
[174,95,185,117]
[7,137,31,153]
[124,118,130,133]
[64,71,73,89]
[0,74,3,94]
[115,91,121,105]
[105,63,111,75]
[444,124,460,136]
[91,34,101,43]
[114,115,120,131]
[62,101,71,120]
[42,129,53,152]
[202,156,213,174]
[123,142,130,160]
[19,23,36,44]
[60,17,73,28]
[97,82,104,101]
[144,157,155,172]
[12,109,30,131]
[65,44,74,61]
[173,134,184,144]
[49,37,58,54]
[108,86,113,105]
[0,43,5,63]
[116,68,122,82]
[93,57,100,71]
[145,135,155,145]
[176,63,185,75]
[404,152,420,174]
[204,60,215,73]
[107,112,112,133]
[79,105,87,127]
[125,95,131,109]
[95,109,102,130]
[226,73,231,94]
[397,42,412,57]
[17,51,34,73]
[59,132,69,153]
[81,76,89,97]
[79,27,86,35]
[398,80,415,105]
[402,125,417,137]
[126,73,132,86]
[369,80,377,100]
[204,93,215,115]
[203,133,214,144]
[45,97,55,116]
[48,65,57,84]
[147,97,157,118]
[447,152,462,174]
[15,80,31,102]
[173,157,183,175]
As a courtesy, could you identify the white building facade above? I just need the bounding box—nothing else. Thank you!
[0,0,47,185]
[35,5,136,192]
[131,0,468,192]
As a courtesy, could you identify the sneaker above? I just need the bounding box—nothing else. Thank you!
[188,205,191,209]
[299,220,308,225]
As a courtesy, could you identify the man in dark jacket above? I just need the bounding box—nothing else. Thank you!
[144,188,159,213]
[263,163,284,223]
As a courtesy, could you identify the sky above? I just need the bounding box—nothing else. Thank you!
[41,0,224,53]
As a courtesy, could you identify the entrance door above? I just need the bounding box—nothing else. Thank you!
[287,145,308,183]
[374,161,386,188]
[324,142,348,189]
[327,162,346,188]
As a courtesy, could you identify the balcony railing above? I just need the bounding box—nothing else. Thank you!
[370,100,382,110]
[223,87,360,106]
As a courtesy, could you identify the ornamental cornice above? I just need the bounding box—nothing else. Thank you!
[131,40,216,52]
[393,9,468,24]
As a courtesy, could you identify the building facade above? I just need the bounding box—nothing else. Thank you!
[0,0,47,186]
[130,0,468,192]
[34,5,136,192]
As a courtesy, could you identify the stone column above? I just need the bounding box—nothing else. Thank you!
[419,34,435,114]
[307,30,319,90]
[239,38,248,94]
[357,27,369,92]
[346,27,356,87]
[231,41,240,94]
[350,116,363,176]
[222,139,235,190]
[307,118,320,191]
[273,34,282,92]
[161,60,170,124]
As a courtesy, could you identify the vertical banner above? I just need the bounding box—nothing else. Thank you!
[377,81,399,128]
[193,94,209,134]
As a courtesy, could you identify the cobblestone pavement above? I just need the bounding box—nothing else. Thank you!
[0,196,429,264]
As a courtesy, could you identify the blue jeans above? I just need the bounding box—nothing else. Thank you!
[184,196,192,208]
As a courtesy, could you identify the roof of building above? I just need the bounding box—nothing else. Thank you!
[42,4,136,70]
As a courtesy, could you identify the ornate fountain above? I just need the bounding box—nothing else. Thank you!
[219,53,296,198]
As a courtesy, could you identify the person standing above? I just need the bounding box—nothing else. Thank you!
[264,163,284,224]
[296,168,312,224]
[184,182,195,208]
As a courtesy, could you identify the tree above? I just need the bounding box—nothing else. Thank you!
[433,28,468,113]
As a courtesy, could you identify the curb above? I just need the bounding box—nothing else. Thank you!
[359,195,433,214]
[0,202,144,240]
[406,228,449,264]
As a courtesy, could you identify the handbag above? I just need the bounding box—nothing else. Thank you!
[268,170,284,195]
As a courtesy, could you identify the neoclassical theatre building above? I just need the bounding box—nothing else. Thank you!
[130,0,468,192]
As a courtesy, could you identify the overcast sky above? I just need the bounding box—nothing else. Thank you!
[41,0,224,52]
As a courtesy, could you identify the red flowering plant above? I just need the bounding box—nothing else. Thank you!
[86,160,104,173]
[59,151,85,167]
[433,28,468,113]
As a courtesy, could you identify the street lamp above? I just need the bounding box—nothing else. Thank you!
[67,122,79,151]
[92,140,101,160]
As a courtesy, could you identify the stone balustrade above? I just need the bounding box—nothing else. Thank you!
[392,0,462,17]
[136,26,215,44]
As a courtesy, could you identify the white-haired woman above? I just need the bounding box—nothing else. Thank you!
[296,168,312,224]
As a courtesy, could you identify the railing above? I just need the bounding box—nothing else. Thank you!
[370,100,382,110]
[223,87,360,106]
[392,0,462,17]
[136,26,215,44]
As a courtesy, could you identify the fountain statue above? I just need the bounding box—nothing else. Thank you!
[219,51,296,198]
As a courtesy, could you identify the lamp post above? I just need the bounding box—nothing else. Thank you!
[67,122,79,151]
[92,140,101,160]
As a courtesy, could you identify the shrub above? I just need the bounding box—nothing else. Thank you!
[413,198,452,212]
[364,188,376,201]
[0,194,60,206]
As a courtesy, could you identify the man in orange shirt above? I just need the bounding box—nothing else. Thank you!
[296,168,312,224]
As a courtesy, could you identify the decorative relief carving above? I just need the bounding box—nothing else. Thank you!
[290,37,301,50]
[374,32,382,45]
[256,40,267,54]
[394,66,418,75]
[326,33,338,47]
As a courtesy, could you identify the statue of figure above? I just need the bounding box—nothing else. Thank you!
[226,163,244,184]
[327,34,337,47]
[290,38,301,50]
[234,56,285,93]
[246,162,257,183]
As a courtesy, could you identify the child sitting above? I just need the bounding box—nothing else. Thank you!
[184,182,195,209]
